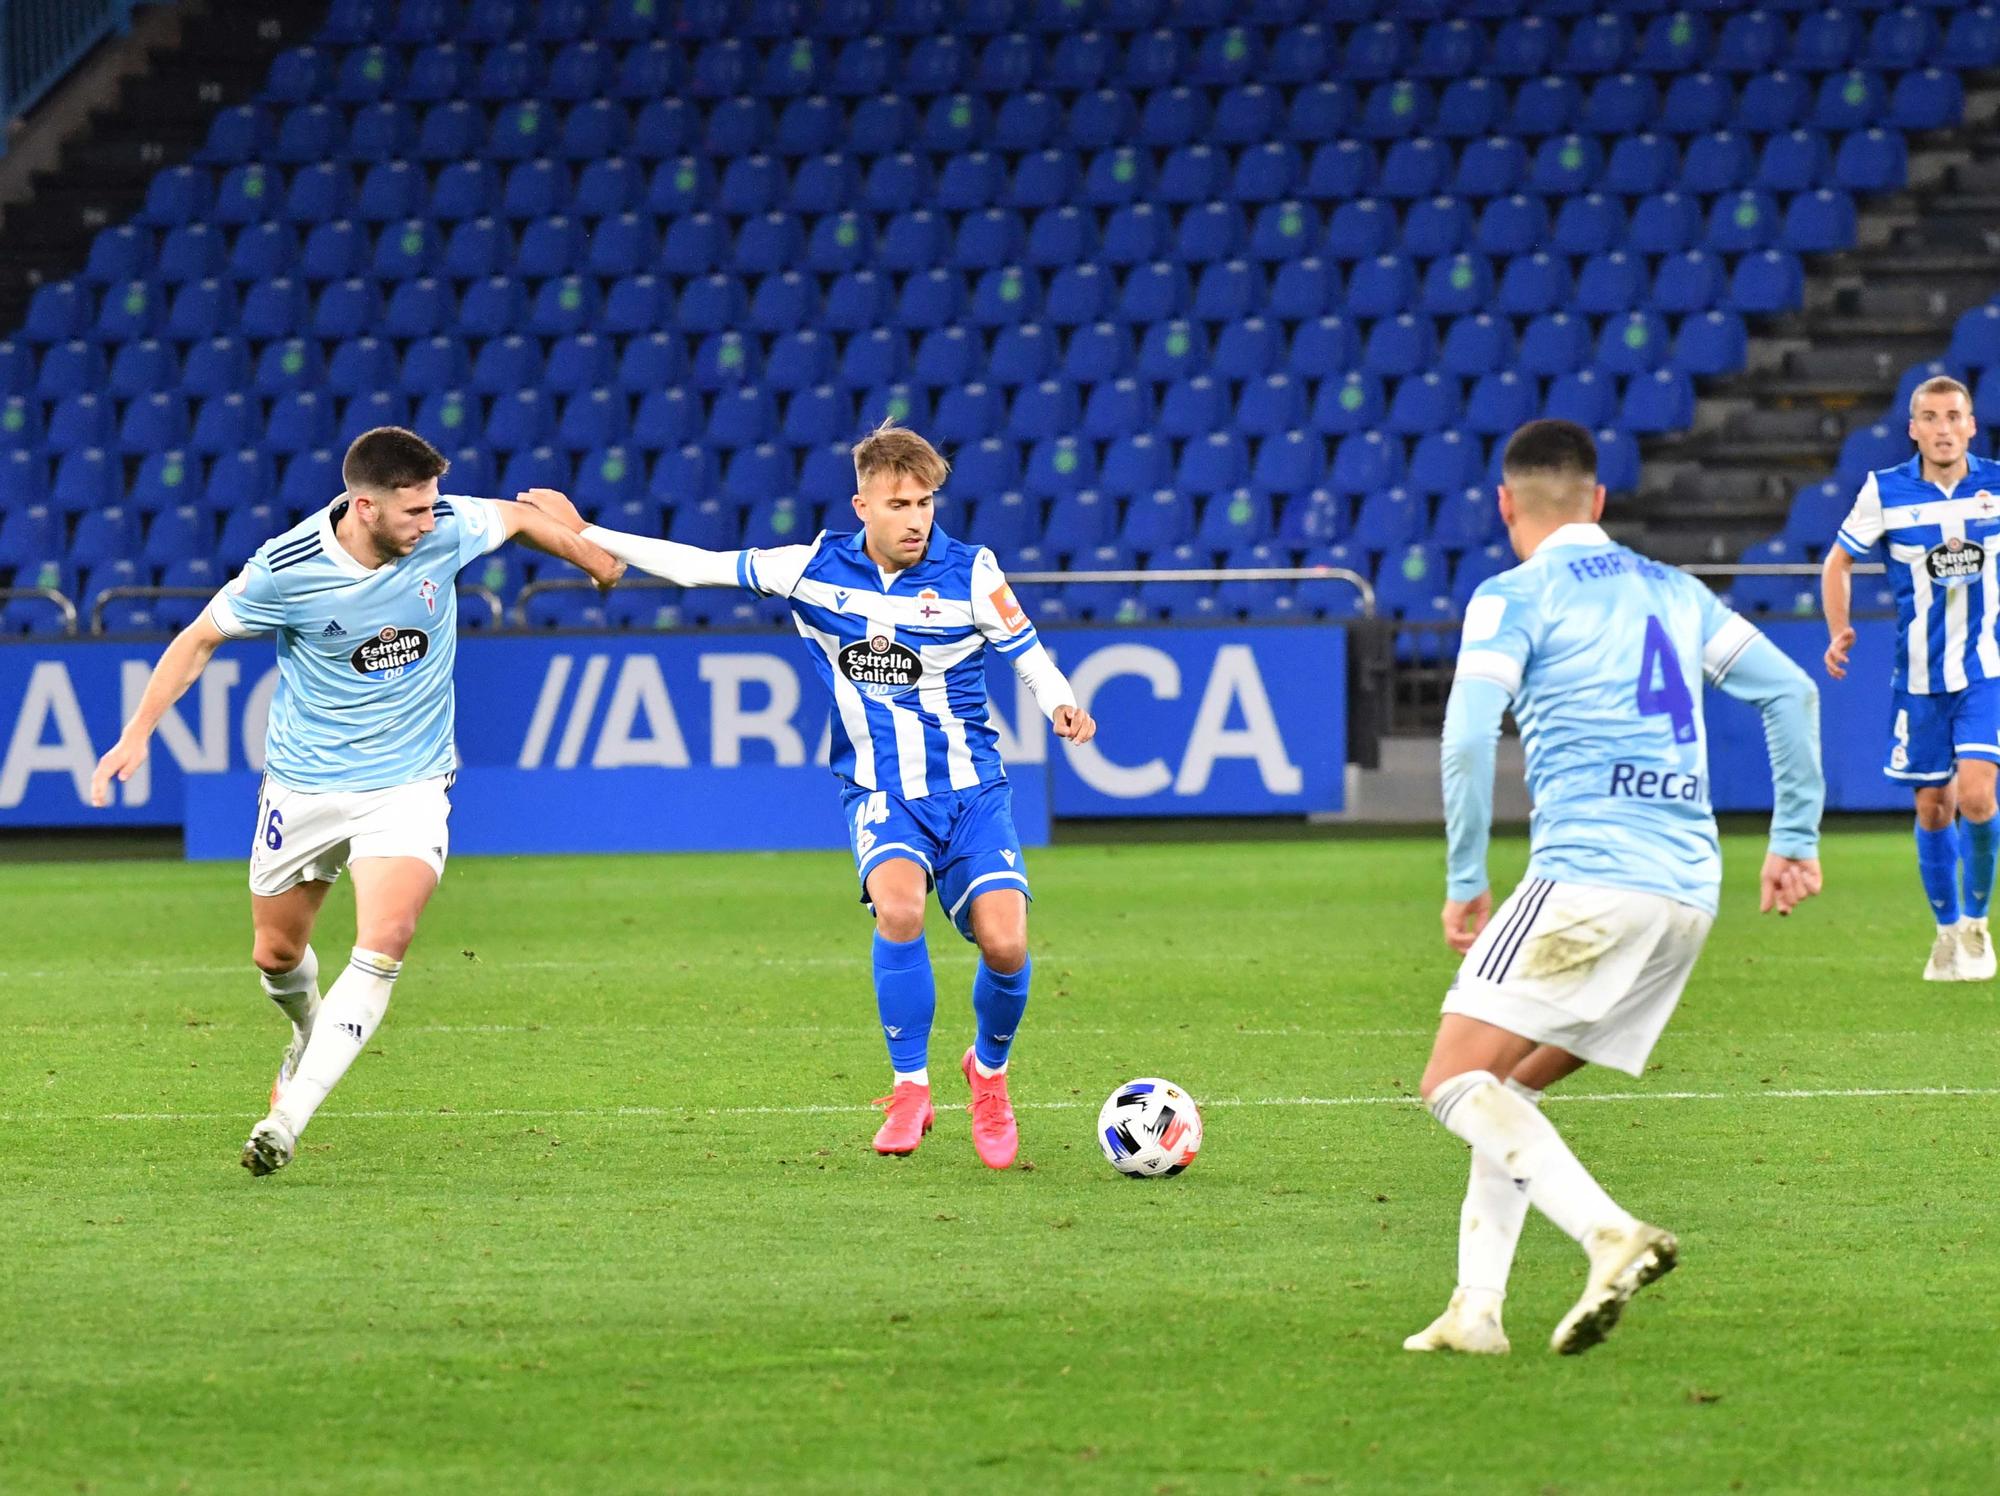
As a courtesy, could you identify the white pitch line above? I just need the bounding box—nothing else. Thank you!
[3,1085,1994,1126]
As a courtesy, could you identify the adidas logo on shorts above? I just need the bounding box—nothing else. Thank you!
[322,619,347,637]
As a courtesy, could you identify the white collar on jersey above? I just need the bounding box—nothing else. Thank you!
[320,494,392,579]
[1532,522,1611,555]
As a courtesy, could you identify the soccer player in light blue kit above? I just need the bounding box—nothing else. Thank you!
[1822,374,2000,981]
[91,428,621,1176]
[1409,421,1824,1357]
[520,421,1096,1169]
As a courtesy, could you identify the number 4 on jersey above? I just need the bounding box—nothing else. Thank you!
[1636,616,1697,745]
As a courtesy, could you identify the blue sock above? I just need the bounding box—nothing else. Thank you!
[871,932,934,1074]
[1916,822,1962,926]
[1962,817,1999,919]
[972,957,1031,1070]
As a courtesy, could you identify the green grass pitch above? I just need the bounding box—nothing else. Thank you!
[2,828,1995,1494]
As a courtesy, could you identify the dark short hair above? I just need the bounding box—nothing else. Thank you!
[1501,419,1598,483]
[342,427,449,494]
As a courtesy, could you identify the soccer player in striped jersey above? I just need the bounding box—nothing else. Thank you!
[90,428,621,1176]
[1413,421,1822,1356]
[522,422,1095,1170]
[1823,374,2000,981]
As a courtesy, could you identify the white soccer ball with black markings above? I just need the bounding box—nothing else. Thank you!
[1097,1078,1202,1177]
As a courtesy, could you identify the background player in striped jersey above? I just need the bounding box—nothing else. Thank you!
[1823,375,2000,981]
[90,427,621,1176]
[1414,421,1822,1357]
[520,422,1094,1170]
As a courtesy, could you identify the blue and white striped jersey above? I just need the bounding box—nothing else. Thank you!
[206,495,506,792]
[738,527,1038,799]
[1835,454,2000,695]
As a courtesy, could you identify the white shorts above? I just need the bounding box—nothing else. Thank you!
[1442,878,1714,1076]
[248,774,453,898]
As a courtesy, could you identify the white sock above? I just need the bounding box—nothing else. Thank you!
[973,1057,1006,1079]
[1428,1070,1636,1246]
[1454,1077,1542,1297]
[893,1067,930,1088]
[259,945,320,1033]
[272,947,401,1136]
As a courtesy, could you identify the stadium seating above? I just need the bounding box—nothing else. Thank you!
[1,0,1988,633]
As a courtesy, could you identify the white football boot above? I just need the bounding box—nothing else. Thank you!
[1403,1289,1510,1355]
[1550,1222,1678,1356]
[241,1115,297,1177]
[1958,917,1997,981]
[1923,926,1963,982]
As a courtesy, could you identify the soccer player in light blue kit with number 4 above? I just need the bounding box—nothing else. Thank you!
[1408,421,1825,1357]
[91,428,622,1177]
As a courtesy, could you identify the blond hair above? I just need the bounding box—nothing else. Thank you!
[1909,374,1973,417]
[852,417,950,492]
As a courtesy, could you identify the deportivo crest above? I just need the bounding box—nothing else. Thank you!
[350,625,430,677]
[836,634,922,698]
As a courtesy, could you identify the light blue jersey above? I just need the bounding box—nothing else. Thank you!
[737,527,1039,799]
[1446,522,1822,916]
[1835,453,2000,695]
[206,494,505,792]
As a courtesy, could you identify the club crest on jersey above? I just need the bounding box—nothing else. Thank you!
[418,577,438,614]
[1926,537,1985,585]
[350,625,430,678]
[1979,491,1998,516]
[837,633,922,697]
[918,586,941,620]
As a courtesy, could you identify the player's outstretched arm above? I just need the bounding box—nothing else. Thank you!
[1439,675,1510,953]
[1712,630,1825,915]
[90,613,227,807]
[516,488,747,590]
[497,492,624,591]
[1820,546,1856,679]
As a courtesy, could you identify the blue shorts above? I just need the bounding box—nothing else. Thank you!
[839,777,1030,941]
[1886,680,2000,784]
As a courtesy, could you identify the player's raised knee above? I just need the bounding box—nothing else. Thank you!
[252,933,307,976]
[976,932,1028,975]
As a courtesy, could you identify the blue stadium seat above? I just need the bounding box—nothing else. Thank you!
[1730,250,1805,315]
[157,223,226,284]
[51,448,119,515]
[1120,489,1196,554]
[1250,428,1322,498]
[36,339,104,400]
[1353,485,1423,555]
[1890,67,1964,132]
[1508,73,1577,135]
[1620,370,1697,434]
[1814,70,1886,133]
[1273,487,1342,551]
[1714,9,1784,74]
[1835,129,1907,194]
[1329,431,1404,497]
[1552,193,1624,257]
[1545,368,1616,428]
[48,393,113,454]
[1465,369,1537,437]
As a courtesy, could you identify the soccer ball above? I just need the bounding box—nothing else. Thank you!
[1097,1078,1202,1177]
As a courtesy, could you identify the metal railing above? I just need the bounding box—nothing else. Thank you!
[0,585,76,632]
[0,0,133,144]
[510,565,1377,628]
[87,585,207,633]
